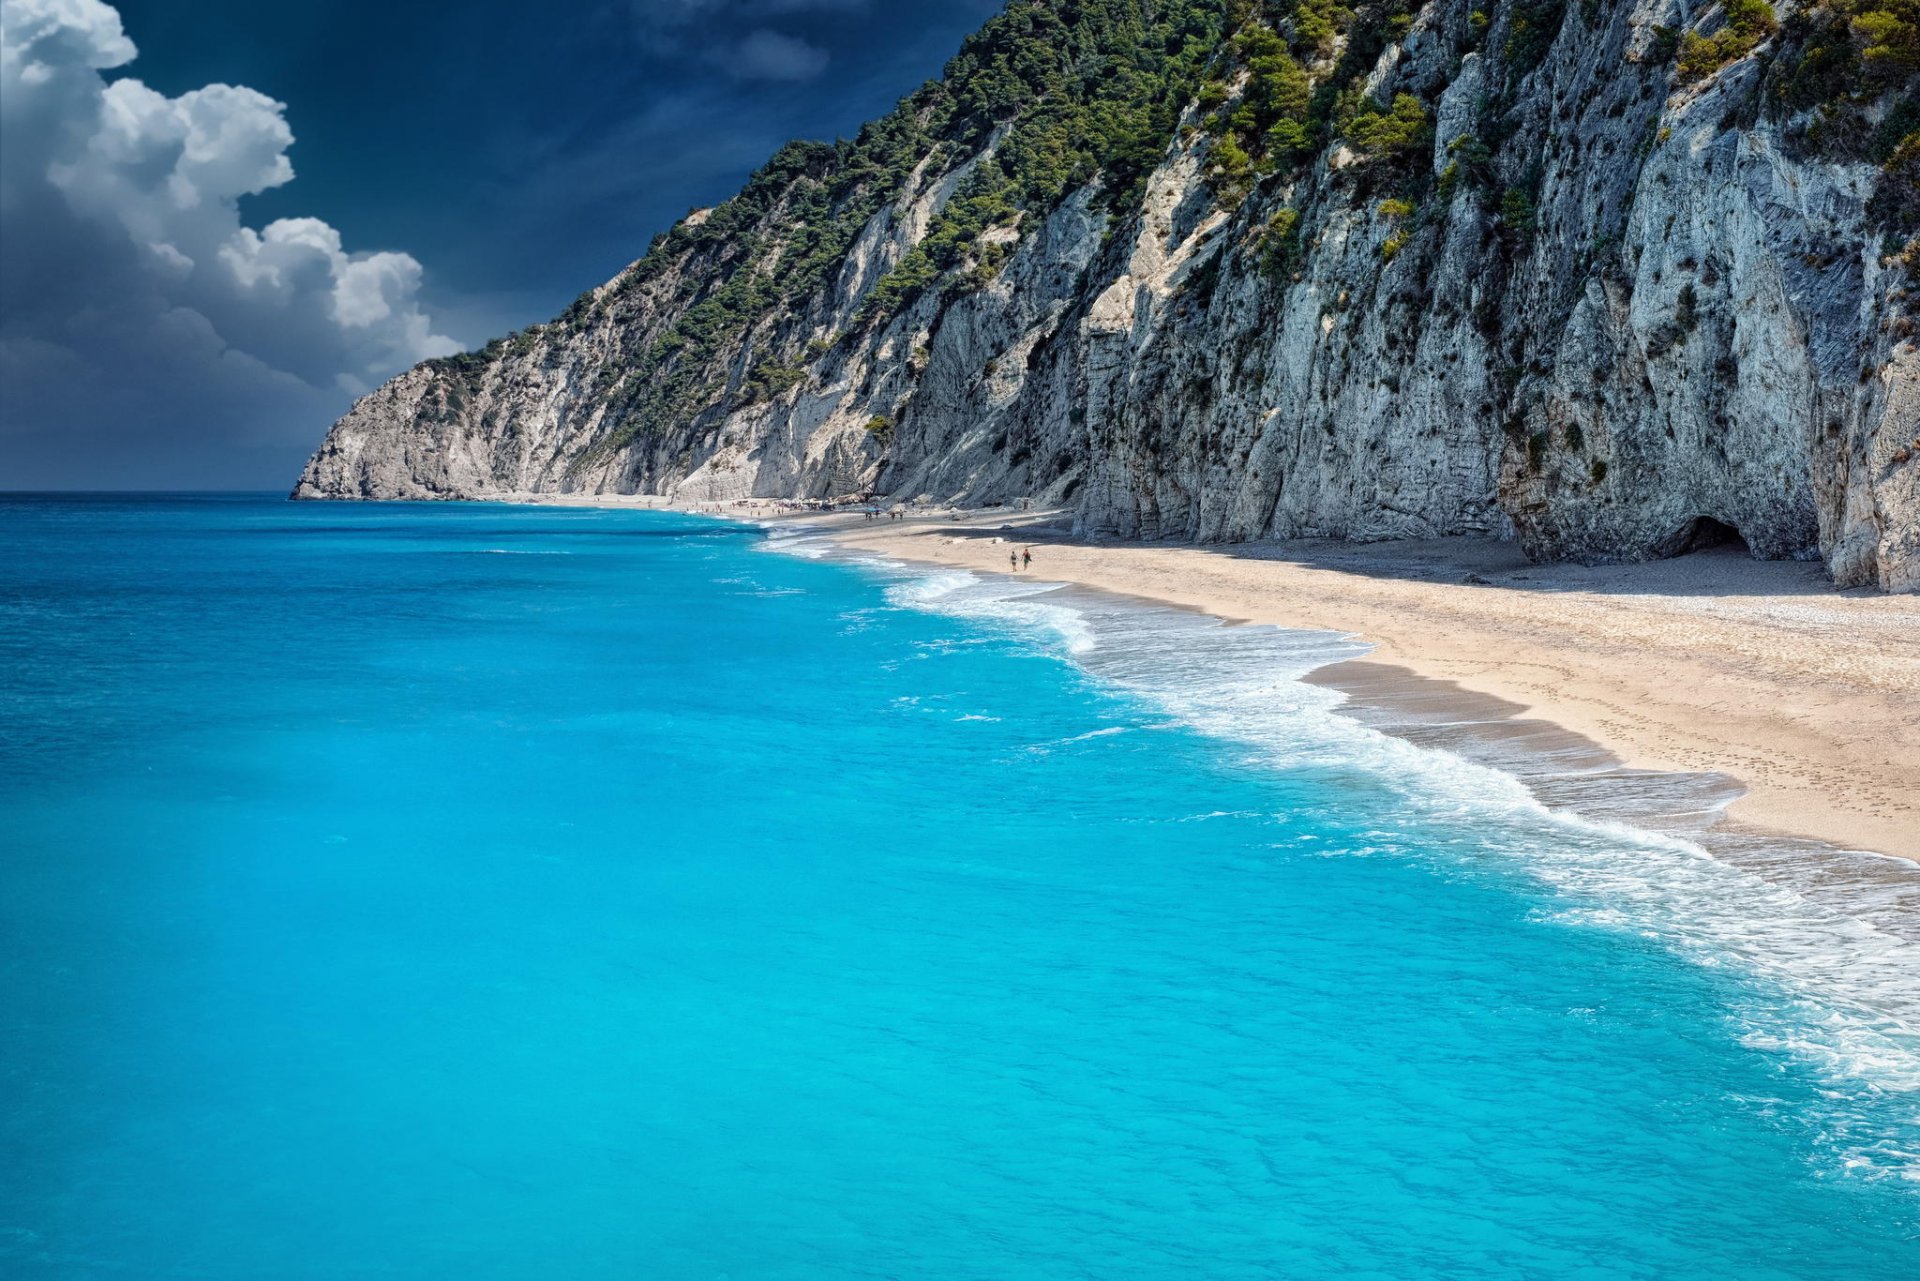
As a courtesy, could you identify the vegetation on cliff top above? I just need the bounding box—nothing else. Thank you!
[417,0,1917,467]
[566,0,1234,460]
[856,0,1228,321]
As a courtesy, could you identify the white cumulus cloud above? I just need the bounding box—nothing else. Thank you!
[0,0,458,485]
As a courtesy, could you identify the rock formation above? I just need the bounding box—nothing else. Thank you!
[295,0,1920,590]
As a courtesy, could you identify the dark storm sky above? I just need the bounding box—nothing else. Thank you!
[0,0,1003,488]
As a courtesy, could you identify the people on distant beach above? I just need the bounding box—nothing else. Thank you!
[1010,549,1019,571]
[1022,547,1032,570]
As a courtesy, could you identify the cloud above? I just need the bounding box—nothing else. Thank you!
[0,0,457,486]
[727,28,830,80]
[629,0,869,34]
[626,0,864,79]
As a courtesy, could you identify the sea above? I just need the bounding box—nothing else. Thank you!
[1,493,1916,1279]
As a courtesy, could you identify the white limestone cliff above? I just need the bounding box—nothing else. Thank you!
[295,0,1919,590]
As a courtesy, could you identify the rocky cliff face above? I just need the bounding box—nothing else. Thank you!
[295,0,1919,590]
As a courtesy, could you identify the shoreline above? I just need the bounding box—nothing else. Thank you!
[504,494,1920,864]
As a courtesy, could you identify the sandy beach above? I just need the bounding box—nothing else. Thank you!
[513,494,1920,862]
[701,502,1916,865]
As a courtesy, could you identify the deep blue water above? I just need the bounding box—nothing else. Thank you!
[1,493,1915,1279]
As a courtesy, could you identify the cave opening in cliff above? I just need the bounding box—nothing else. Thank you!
[1676,516,1750,556]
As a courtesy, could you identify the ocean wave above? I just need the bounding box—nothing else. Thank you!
[850,555,1920,1180]
[757,527,834,559]
[884,570,1097,655]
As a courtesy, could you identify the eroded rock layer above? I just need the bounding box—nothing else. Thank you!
[296,0,1920,589]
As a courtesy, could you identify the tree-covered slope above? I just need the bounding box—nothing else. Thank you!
[297,0,1919,590]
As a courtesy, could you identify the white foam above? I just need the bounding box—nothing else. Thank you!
[827,554,1920,1180]
[884,570,1097,655]
[757,527,834,560]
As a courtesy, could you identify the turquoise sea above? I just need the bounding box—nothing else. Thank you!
[2,493,1916,1279]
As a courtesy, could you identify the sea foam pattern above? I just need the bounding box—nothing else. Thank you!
[4,498,1916,1279]
[771,534,1920,1182]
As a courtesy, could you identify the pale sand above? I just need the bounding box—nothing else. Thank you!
[819,509,1919,863]
[515,495,1920,863]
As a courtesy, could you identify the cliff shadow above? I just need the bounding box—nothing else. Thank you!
[928,516,1856,601]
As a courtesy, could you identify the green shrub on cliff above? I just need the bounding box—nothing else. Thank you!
[864,0,1227,319]
[1763,0,1920,232]
[1237,27,1313,138]
[1676,0,1779,82]
[569,0,1238,462]
[1868,130,1920,229]
[1209,132,1256,196]
[1288,0,1352,56]
[1258,205,1303,278]
[1852,4,1920,80]
[1499,187,1537,234]
[1344,94,1433,160]
[738,362,807,407]
[1502,0,1569,81]
[1202,1,1442,192]
[1204,18,1318,191]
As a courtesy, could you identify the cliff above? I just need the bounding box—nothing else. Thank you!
[294,0,1920,590]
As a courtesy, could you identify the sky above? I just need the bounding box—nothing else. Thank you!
[0,0,1003,489]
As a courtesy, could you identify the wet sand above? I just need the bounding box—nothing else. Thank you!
[801,508,1920,864]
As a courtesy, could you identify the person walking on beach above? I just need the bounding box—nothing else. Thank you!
[1022,547,1032,570]
[1010,549,1019,572]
